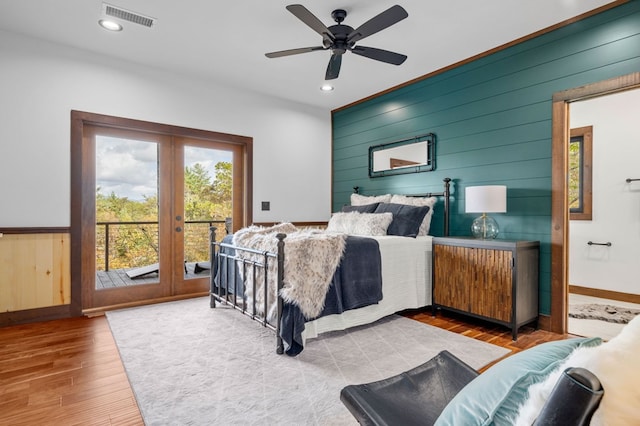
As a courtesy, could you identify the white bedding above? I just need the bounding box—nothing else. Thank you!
[302,235,432,340]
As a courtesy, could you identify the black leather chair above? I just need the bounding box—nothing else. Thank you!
[340,351,604,426]
[340,350,478,426]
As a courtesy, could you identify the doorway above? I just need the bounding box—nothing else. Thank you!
[71,111,253,312]
[550,72,640,335]
[566,89,640,339]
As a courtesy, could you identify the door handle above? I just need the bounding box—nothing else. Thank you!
[587,241,611,247]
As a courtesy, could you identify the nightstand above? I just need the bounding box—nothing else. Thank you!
[432,237,539,340]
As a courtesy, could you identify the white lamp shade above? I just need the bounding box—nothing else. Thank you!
[465,186,507,213]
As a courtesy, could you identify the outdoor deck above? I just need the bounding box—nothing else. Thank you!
[96,262,210,289]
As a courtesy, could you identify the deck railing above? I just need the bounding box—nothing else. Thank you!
[96,219,228,271]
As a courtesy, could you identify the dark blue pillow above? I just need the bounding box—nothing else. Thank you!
[373,203,430,237]
[341,203,380,213]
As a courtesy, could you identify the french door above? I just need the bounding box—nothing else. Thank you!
[71,112,252,311]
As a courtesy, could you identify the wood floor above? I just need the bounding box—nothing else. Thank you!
[0,308,567,425]
[0,316,143,426]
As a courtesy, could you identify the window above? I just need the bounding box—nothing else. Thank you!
[569,126,593,220]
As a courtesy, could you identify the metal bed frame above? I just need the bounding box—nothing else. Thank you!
[209,177,452,355]
[209,229,287,353]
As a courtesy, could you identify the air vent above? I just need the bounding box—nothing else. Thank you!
[102,3,155,28]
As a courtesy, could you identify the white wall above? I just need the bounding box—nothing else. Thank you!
[0,30,331,227]
[569,88,640,294]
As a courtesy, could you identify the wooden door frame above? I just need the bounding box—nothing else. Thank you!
[70,110,253,312]
[549,72,640,333]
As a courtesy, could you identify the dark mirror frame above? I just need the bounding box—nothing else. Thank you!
[368,133,436,178]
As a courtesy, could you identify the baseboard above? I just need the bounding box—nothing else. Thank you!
[537,314,551,332]
[569,285,640,304]
[0,304,75,328]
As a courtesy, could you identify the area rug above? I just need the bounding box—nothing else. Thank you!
[569,303,640,324]
[106,297,509,425]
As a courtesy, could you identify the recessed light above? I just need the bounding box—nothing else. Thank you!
[320,84,334,92]
[99,19,123,31]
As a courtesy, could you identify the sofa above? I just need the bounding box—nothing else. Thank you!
[341,314,640,425]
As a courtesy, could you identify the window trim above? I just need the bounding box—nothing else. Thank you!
[569,126,593,221]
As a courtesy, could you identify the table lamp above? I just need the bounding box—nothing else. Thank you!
[465,185,507,239]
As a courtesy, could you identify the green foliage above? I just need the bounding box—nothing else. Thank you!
[96,162,232,271]
[568,140,581,210]
[185,162,232,221]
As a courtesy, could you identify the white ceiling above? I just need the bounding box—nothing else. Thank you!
[0,0,616,110]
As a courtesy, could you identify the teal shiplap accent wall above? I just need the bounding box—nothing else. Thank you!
[332,1,640,315]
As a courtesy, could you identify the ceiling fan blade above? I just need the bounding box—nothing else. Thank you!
[351,46,407,65]
[347,5,408,44]
[265,46,326,58]
[325,53,342,80]
[286,4,334,43]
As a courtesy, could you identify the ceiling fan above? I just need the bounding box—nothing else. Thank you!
[265,4,408,80]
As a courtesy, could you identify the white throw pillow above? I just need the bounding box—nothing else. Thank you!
[350,193,392,206]
[326,212,393,236]
[390,194,437,236]
[514,314,640,425]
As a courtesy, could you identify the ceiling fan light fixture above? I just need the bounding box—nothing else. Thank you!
[320,84,334,92]
[98,19,123,31]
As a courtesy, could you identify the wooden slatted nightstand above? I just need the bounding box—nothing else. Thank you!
[432,237,539,340]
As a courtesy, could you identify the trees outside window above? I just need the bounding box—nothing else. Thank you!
[569,126,593,221]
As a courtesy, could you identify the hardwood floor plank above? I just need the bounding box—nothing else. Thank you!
[109,406,146,426]
[61,376,135,406]
[72,361,127,385]
[0,381,29,396]
[0,394,31,412]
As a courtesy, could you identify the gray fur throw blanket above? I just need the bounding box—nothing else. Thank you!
[232,223,346,320]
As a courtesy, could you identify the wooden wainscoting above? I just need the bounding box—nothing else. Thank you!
[0,231,70,312]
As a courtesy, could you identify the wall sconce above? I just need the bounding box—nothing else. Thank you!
[465,185,507,239]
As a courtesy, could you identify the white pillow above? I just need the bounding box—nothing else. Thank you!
[350,193,392,206]
[326,212,393,236]
[390,194,437,236]
[514,314,640,425]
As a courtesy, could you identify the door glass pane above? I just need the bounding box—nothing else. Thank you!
[183,146,233,279]
[95,136,160,289]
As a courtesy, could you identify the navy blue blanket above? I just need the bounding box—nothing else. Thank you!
[212,234,383,356]
[281,235,382,355]
[212,235,242,295]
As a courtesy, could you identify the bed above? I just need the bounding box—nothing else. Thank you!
[210,178,452,355]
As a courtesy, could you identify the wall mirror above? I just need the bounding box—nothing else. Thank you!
[369,133,435,178]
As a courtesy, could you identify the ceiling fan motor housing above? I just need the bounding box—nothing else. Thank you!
[328,24,354,55]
